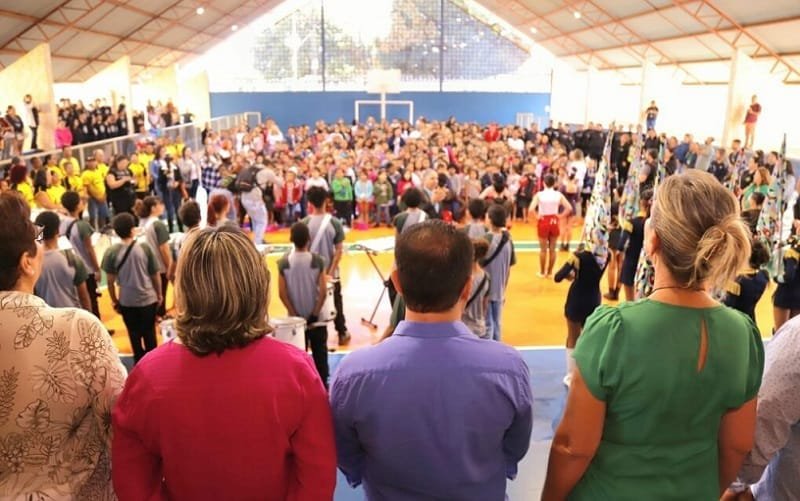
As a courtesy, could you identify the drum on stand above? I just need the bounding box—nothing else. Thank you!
[269,317,306,351]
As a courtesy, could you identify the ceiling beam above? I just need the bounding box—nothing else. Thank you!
[64,0,186,81]
[0,1,71,52]
[672,0,800,82]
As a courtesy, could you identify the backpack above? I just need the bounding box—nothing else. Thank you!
[233,165,260,193]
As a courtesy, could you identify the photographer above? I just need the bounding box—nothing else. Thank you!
[106,154,137,215]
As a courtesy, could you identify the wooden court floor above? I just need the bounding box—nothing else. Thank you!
[102,221,776,356]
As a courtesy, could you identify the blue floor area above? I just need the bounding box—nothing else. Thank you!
[329,348,567,501]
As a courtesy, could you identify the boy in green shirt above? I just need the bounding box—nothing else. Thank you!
[331,167,353,226]
[373,170,394,227]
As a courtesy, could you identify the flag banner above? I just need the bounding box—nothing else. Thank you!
[725,149,749,193]
[757,134,788,281]
[580,131,613,268]
[634,144,666,299]
[620,136,643,223]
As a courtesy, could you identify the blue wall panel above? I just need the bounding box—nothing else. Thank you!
[210,92,550,126]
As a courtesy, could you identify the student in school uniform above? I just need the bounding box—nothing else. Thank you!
[135,196,173,319]
[618,189,654,301]
[167,201,202,282]
[302,186,350,346]
[278,222,330,386]
[463,198,489,239]
[393,188,428,236]
[773,236,800,331]
[34,211,92,311]
[724,240,769,324]
[554,241,607,386]
[462,239,491,339]
[102,213,162,364]
[60,191,102,318]
[482,204,516,341]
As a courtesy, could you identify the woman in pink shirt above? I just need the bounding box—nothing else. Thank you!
[54,119,72,148]
[112,227,336,501]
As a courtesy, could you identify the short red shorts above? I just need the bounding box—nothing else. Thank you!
[538,214,560,239]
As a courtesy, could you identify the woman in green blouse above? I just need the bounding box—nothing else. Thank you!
[543,169,765,501]
[741,167,772,211]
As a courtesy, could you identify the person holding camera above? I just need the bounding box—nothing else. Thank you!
[278,222,330,387]
[106,154,137,215]
[102,213,163,364]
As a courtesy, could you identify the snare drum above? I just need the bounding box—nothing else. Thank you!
[269,317,306,351]
[317,282,337,324]
[160,319,177,342]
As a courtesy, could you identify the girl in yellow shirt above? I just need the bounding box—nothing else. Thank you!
[128,153,149,199]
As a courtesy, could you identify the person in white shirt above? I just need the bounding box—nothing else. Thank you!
[507,129,525,152]
[530,174,572,278]
[569,148,588,190]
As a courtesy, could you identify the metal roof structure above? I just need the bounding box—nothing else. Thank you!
[0,0,797,85]
[475,0,800,84]
[0,0,283,82]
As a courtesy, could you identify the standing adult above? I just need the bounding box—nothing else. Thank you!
[725,315,800,500]
[23,94,40,151]
[106,154,136,216]
[644,100,659,131]
[5,105,24,156]
[0,191,126,499]
[542,170,763,500]
[331,220,533,500]
[744,94,762,150]
[112,227,336,500]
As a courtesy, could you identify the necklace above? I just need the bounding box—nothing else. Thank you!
[649,285,704,295]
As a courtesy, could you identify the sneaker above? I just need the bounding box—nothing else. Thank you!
[563,373,573,387]
[536,272,546,278]
[338,332,352,345]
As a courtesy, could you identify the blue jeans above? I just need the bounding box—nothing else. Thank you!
[164,188,182,232]
[486,300,503,341]
[88,197,109,229]
[241,197,267,245]
[646,118,656,131]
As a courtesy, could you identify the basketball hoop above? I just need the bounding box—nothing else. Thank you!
[355,69,413,123]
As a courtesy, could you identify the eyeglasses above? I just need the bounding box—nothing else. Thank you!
[34,225,44,243]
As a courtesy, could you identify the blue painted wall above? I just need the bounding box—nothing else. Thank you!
[210,91,550,126]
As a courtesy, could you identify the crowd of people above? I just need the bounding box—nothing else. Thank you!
[0,109,797,499]
[0,96,194,159]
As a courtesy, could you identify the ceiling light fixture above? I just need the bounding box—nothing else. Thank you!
[196,6,205,15]
[231,24,239,31]
[573,11,582,19]
[529,26,537,34]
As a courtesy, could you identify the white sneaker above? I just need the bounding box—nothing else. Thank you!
[536,272,546,278]
[563,373,573,387]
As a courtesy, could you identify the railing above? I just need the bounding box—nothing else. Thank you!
[0,111,262,169]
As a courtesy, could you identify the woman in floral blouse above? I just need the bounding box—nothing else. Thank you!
[0,191,127,499]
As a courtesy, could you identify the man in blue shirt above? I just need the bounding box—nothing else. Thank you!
[330,220,533,501]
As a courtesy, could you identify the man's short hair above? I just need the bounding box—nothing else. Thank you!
[34,211,60,240]
[395,220,473,313]
[487,204,507,228]
[467,198,487,220]
[290,222,311,248]
[112,213,136,239]
[402,187,423,208]
[61,191,81,212]
[178,200,201,228]
[306,186,328,209]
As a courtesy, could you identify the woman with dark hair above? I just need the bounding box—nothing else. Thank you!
[157,153,187,232]
[106,154,136,215]
[0,191,126,499]
[111,227,336,500]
